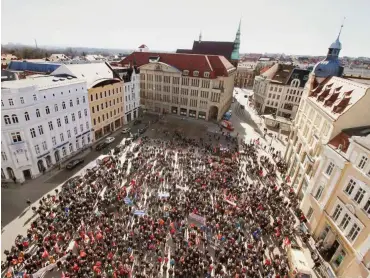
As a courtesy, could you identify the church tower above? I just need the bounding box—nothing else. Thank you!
[231,20,241,67]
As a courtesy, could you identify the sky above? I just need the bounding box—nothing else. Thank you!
[1,0,370,57]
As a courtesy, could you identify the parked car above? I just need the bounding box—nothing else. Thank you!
[121,127,130,134]
[95,142,108,151]
[133,119,142,125]
[105,137,115,144]
[66,159,84,170]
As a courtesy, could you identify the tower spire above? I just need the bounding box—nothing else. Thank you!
[231,19,241,65]
[337,17,345,40]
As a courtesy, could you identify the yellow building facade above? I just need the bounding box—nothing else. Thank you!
[301,127,370,278]
[88,80,124,141]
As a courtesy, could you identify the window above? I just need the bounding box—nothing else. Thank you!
[93,119,96,125]
[102,114,105,121]
[30,128,36,138]
[84,109,87,116]
[35,145,40,155]
[332,205,342,221]
[11,132,22,143]
[98,116,101,123]
[325,162,334,176]
[347,223,361,242]
[2,151,7,161]
[358,156,368,169]
[183,70,189,76]
[339,213,351,231]
[80,124,83,132]
[42,141,47,150]
[69,143,73,153]
[86,122,89,130]
[9,99,14,106]
[33,94,37,101]
[62,146,67,157]
[25,112,30,121]
[69,100,73,107]
[76,140,80,150]
[82,96,86,103]
[344,179,356,195]
[306,207,314,219]
[52,136,56,146]
[314,185,324,200]
[38,125,44,135]
[36,109,41,118]
[19,97,24,104]
[76,98,80,105]
[54,104,58,112]
[60,133,64,142]
[363,198,370,214]
[4,115,11,125]
[354,188,365,204]
[100,92,102,98]
[77,111,81,119]
[71,113,75,121]
[64,116,69,124]
[57,118,61,127]
[45,106,50,114]
[74,127,77,135]
[66,130,71,138]
[92,107,95,113]
[62,102,66,109]
[97,105,99,112]
[90,95,93,102]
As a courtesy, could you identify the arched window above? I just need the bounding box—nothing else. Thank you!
[12,114,18,123]
[69,100,73,107]
[36,109,41,117]
[54,104,58,112]
[45,106,50,114]
[4,115,11,124]
[62,102,66,109]
[24,112,30,121]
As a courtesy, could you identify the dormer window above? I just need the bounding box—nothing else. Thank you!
[193,71,199,77]
[204,72,210,78]
[183,70,189,76]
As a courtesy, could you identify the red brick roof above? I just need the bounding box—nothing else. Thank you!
[177,41,235,62]
[328,132,350,153]
[120,52,235,78]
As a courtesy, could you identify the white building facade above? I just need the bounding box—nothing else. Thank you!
[1,76,93,182]
[253,64,310,119]
[123,68,140,123]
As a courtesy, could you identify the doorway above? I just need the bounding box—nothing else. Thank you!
[6,167,14,179]
[325,240,340,261]
[23,169,32,180]
[54,150,60,162]
[37,160,45,172]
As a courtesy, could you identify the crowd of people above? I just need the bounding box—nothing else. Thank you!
[2,127,308,278]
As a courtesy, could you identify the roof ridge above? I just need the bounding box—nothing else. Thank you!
[205,55,213,71]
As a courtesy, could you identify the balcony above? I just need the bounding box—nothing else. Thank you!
[212,87,224,93]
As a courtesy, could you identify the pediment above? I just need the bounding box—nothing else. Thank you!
[139,62,181,73]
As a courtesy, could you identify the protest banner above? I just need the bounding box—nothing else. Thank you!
[189,213,206,225]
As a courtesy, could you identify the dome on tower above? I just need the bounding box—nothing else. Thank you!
[313,33,343,78]
[330,38,342,50]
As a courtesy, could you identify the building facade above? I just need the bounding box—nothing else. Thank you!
[300,127,370,278]
[253,64,310,119]
[112,66,141,123]
[51,62,125,141]
[1,76,92,182]
[234,64,255,88]
[284,75,370,200]
[120,52,236,121]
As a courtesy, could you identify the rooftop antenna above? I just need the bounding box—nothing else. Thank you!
[34,39,38,49]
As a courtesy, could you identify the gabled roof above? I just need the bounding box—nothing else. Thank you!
[262,63,295,84]
[51,62,118,89]
[120,52,235,78]
[308,76,370,120]
[328,125,370,153]
[177,41,235,61]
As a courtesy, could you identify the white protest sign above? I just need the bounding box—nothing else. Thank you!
[189,213,206,225]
